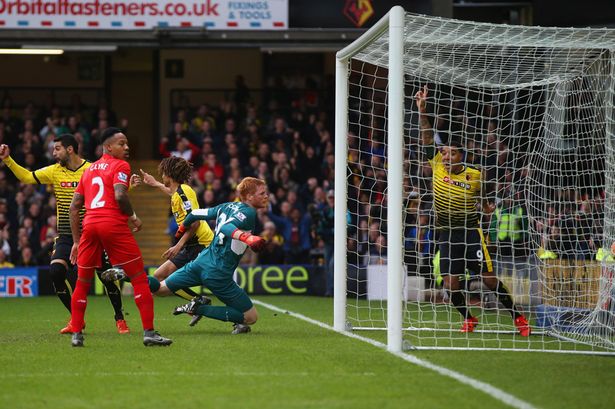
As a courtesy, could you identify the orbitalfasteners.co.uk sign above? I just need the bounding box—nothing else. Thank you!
[0,0,288,30]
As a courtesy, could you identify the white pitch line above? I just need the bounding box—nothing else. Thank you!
[253,299,538,409]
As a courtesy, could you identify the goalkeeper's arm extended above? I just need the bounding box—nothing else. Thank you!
[175,209,216,238]
[176,210,266,252]
[230,229,266,252]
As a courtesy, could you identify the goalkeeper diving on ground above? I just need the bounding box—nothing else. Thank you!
[102,176,268,335]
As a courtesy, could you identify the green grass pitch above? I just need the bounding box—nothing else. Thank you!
[1,295,614,409]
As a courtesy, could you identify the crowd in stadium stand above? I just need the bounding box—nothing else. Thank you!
[345,83,608,278]
[159,77,337,277]
[0,96,116,267]
[0,76,608,282]
[0,76,339,291]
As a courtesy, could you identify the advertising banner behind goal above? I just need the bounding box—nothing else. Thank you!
[0,0,288,30]
[0,268,38,297]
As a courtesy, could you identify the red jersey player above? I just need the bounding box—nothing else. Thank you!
[68,127,172,347]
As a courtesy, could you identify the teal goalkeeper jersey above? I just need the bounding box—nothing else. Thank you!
[185,202,256,277]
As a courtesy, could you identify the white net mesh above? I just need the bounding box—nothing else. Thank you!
[343,12,615,353]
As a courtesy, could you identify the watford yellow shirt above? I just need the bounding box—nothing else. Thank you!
[171,184,214,246]
[428,151,482,229]
[3,157,89,236]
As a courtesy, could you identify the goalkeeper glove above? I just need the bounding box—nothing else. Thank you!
[237,231,266,252]
[175,224,187,239]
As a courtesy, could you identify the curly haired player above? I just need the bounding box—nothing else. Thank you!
[133,156,214,326]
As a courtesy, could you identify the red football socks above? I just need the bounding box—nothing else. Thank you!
[131,273,154,331]
[70,280,91,332]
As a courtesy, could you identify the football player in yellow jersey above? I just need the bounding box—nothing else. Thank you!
[0,134,130,334]
[132,156,214,326]
[415,86,531,336]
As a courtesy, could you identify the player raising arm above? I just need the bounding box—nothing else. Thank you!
[68,127,171,347]
[133,157,214,326]
[415,85,531,336]
[0,135,130,334]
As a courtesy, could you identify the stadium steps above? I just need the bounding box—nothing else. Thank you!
[128,159,171,267]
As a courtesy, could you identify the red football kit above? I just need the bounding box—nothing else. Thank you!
[71,153,153,332]
[75,153,142,270]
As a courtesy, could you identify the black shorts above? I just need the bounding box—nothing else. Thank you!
[51,235,73,264]
[438,228,493,276]
[170,244,205,269]
[51,234,111,270]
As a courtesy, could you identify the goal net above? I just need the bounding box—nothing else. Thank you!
[335,7,615,354]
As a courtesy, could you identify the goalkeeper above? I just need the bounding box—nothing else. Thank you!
[109,177,268,335]
[415,85,531,336]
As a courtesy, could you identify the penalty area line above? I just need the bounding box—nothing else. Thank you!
[253,299,538,409]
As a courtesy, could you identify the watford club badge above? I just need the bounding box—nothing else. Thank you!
[343,0,374,28]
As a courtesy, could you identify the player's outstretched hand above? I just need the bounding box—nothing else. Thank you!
[70,243,79,265]
[238,232,266,252]
[175,224,186,239]
[140,169,158,187]
[130,173,142,188]
[482,201,496,214]
[0,144,10,160]
[415,85,429,113]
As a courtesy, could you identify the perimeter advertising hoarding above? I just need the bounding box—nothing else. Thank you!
[0,0,288,29]
[129,265,325,296]
[0,267,38,297]
[31,264,325,296]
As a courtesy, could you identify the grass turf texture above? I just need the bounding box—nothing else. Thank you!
[346,300,615,352]
[0,296,613,409]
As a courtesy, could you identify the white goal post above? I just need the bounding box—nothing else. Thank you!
[334,6,405,352]
[334,6,615,354]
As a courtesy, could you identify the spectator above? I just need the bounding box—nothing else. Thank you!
[227,168,243,193]
[275,167,298,193]
[243,155,260,178]
[313,190,335,296]
[366,235,387,265]
[39,215,57,245]
[255,142,273,168]
[272,151,291,184]
[193,119,216,148]
[170,137,200,161]
[258,221,285,265]
[267,116,292,148]
[211,178,229,203]
[191,105,216,137]
[295,145,322,182]
[256,161,273,186]
[201,189,217,210]
[268,206,312,264]
[0,248,14,268]
[36,228,56,265]
[286,190,304,214]
[0,226,11,258]
[198,153,225,181]
[17,246,35,266]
